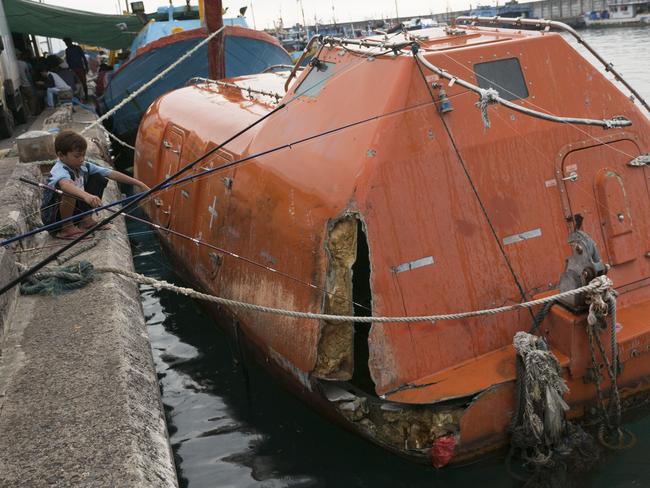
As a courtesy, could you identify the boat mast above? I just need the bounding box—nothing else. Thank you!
[201,0,225,80]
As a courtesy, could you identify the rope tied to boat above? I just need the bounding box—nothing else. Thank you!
[583,277,636,450]
[511,332,569,464]
[476,88,500,129]
[585,275,615,327]
[507,332,601,484]
[19,262,613,324]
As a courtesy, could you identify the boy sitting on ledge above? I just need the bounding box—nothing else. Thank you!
[41,130,149,240]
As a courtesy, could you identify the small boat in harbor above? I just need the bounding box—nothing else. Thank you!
[584,1,650,26]
[98,9,291,143]
[134,17,650,467]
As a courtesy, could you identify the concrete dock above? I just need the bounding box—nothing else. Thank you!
[0,106,178,487]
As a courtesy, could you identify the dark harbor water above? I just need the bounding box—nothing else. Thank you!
[127,26,650,488]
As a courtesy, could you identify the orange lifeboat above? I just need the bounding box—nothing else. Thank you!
[134,21,650,465]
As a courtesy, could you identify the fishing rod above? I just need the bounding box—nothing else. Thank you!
[6,95,437,253]
[4,98,436,253]
[1,186,141,247]
[146,99,437,194]
[0,33,412,296]
[17,177,372,312]
[0,102,288,297]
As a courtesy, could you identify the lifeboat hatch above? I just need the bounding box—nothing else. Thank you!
[314,215,375,393]
[560,139,650,287]
[155,124,184,227]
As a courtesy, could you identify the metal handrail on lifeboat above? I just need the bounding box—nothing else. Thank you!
[456,15,650,115]
[262,64,297,73]
[284,35,320,93]
[414,49,632,129]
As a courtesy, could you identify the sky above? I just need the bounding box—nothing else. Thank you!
[41,0,480,30]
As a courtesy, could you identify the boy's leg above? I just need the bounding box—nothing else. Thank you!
[56,195,85,238]
[78,173,110,229]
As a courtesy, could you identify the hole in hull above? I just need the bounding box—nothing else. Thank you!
[351,219,374,394]
[314,214,375,395]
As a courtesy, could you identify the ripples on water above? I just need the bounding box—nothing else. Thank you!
[562,27,650,101]
[129,26,650,488]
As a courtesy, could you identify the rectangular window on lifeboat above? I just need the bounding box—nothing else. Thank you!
[473,57,528,102]
[294,61,336,98]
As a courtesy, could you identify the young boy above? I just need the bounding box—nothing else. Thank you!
[41,130,150,240]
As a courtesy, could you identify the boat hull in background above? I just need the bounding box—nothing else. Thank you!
[99,25,291,143]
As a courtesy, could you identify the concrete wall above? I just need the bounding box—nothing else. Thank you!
[0,107,178,487]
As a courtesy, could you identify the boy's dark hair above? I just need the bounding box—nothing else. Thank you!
[55,130,87,155]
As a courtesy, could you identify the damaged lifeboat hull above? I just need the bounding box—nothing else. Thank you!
[134,25,650,465]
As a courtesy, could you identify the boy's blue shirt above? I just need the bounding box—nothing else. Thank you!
[47,159,112,188]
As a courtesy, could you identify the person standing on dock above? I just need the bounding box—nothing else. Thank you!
[63,38,89,100]
[41,130,150,240]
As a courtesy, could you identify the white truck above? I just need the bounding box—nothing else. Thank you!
[0,1,27,139]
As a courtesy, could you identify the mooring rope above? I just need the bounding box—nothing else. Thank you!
[81,25,226,136]
[98,125,135,151]
[94,267,613,323]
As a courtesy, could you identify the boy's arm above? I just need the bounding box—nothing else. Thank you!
[106,170,150,192]
[59,179,102,207]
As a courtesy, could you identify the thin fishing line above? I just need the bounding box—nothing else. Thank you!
[423,52,644,231]
[1,32,431,296]
[20,178,373,313]
[414,54,530,303]
[0,201,58,236]
[0,101,290,296]
[12,230,157,254]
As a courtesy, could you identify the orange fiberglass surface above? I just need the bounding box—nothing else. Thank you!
[134,22,650,466]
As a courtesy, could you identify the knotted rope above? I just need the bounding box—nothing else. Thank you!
[476,88,499,129]
[584,276,635,450]
[510,332,569,466]
[508,332,601,485]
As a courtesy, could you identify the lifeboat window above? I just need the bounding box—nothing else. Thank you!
[473,57,529,102]
[294,60,336,98]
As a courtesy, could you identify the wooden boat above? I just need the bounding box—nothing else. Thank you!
[98,15,291,143]
[134,20,650,466]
